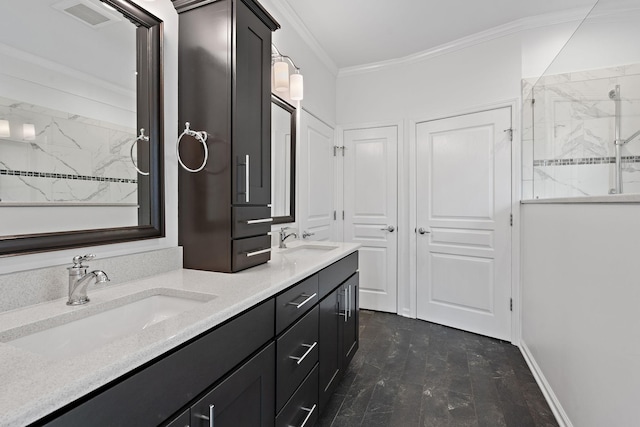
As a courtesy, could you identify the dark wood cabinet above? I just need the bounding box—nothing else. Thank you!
[342,273,359,367]
[173,0,279,272]
[234,0,272,206]
[191,343,275,427]
[318,268,360,414]
[318,284,343,413]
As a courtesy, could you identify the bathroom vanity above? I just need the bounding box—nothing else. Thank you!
[0,242,359,427]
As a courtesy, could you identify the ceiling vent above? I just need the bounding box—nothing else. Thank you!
[52,0,121,29]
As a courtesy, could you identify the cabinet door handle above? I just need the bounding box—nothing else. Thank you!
[288,341,317,365]
[297,404,317,427]
[342,287,348,322]
[245,154,250,202]
[348,284,352,318]
[287,293,317,309]
[246,248,271,257]
[245,218,273,224]
[195,404,215,427]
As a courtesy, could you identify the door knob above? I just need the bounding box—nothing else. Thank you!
[418,227,430,235]
[380,225,395,232]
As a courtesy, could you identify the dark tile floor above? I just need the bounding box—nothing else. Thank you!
[317,311,558,427]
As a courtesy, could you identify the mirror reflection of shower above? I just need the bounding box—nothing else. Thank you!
[609,85,640,195]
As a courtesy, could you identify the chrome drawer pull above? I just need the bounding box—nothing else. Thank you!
[246,248,271,257]
[245,218,273,224]
[287,293,317,309]
[195,404,214,427]
[245,154,250,202]
[294,404,317,427]
[288,341,317,365]
[343,287,348,322]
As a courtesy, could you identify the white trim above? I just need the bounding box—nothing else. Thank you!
[509,98,522,346]
[267,0,339,76]
[520,341,573,427]
[338,7,591,77]
[335,125,344,242]
[408,119,418,318]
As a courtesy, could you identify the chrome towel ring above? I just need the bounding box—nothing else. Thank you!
[130,128,150,176]
[177,122,208,173]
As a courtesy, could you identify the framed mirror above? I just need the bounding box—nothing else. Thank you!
[0,0,164,255]
[271,95,295,224]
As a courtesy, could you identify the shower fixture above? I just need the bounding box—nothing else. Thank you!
[609,85,640,194]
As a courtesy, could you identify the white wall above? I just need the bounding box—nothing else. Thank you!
[337,35,522,125]
[0,0,179,274]
[521,203,640,427]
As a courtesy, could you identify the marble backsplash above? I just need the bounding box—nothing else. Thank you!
[0,96,138,204]
[522,63,640,199]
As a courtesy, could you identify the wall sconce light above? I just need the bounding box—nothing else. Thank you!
[23,123,36,141]
[272,44,304,101]
[0,119,10,138]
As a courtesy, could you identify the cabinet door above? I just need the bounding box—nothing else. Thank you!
[191,343,275,427]
[233,0,271,206]
[342,273,359,367]
[318,287,343,413]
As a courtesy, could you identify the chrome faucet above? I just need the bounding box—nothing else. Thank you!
[278,227,298,249]
[67,254,110,306]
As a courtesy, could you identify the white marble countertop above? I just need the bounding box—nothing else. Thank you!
[0,241,359,427]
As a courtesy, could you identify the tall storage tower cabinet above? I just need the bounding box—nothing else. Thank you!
[173,0,279,272]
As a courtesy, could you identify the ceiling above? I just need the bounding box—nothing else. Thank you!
[280,0,599,69]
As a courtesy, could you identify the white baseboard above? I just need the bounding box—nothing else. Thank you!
[519,341,573,427]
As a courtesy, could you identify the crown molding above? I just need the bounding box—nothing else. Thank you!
[267,0,339,76]
[338,6,593,78]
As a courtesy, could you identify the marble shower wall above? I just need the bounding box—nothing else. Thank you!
[0,96,137,204]
[522,63,640,199]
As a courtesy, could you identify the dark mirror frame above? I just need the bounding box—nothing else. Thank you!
[271,95,296,225]
[0,0,164,256]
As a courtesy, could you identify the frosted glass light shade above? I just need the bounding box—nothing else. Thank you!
[273,61,289,92]
[290,73,304,101]
[23,123,36,141]
[0,120,9,138]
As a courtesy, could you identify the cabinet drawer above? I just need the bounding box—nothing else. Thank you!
[232,206,272,238]
[232,234,271,271]
[276,305,319,412]
[276,274,319,334]
[164,408,189,427]
[318,252,358,299]
[43,300,274,427]
[191,342,275,427]
[276,365,319,427]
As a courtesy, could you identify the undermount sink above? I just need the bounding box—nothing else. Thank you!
[6,291,214,361]
[281,244,339,255]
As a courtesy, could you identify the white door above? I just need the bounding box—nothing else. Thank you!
[298,110,336,241]
[344,126,398,313]
[415,108,512,340]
